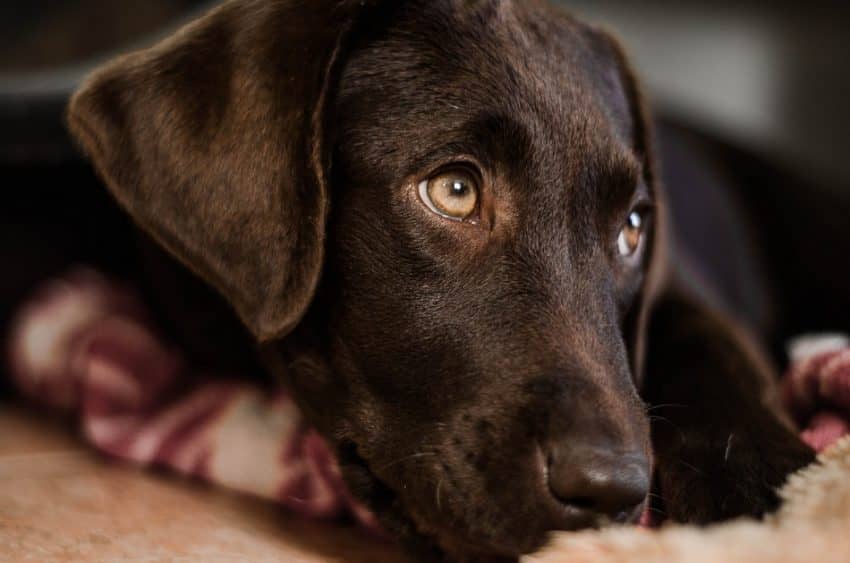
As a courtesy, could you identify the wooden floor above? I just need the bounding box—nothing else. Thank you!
[0,402,411,562]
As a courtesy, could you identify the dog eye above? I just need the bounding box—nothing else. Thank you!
[617,210,645,258]
[418,170,479,221]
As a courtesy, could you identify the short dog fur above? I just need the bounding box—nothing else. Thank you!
[65,0,818,560]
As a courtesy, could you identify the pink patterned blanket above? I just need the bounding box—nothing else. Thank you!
[5,269,849,533]
[5,269,379,532]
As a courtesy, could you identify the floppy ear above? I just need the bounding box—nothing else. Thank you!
[67,0,371,342]
[587,28,670,382]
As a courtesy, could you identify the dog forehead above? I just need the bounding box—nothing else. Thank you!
[357,1,602,103]
[337,0,633,174]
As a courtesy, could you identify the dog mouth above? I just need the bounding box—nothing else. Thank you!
[337,438,645,560]
[336,441,517,557]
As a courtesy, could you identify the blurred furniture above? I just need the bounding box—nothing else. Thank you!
[563,0,850,192]
[0,0,213,163]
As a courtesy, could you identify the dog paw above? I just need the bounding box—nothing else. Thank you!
[657,428,816,523]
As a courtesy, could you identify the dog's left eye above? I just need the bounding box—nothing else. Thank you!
[617,210,645,259]
[418,169,480,222]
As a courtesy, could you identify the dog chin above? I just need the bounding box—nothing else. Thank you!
[398,499,550,562]
[402,482,644,561]
[344,445,554,559]
[351,471,537,560]
[426,523,548,563]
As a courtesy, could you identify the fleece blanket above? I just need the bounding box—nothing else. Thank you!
[5,268,850,556]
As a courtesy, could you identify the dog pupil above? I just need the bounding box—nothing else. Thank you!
[450,180,467,197]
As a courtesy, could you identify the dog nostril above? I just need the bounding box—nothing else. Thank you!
[546,448,650,518]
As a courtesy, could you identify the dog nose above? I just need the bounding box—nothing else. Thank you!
[546,446,650,519]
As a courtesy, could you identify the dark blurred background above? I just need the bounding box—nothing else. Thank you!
[0,0,205,71]
[2,0,848,191]
[564,0,850,195]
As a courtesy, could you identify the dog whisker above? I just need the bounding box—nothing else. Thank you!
[678,459,705,476]
[648,415,687,442]
[645,403,689,413]
[724,432,736,463]
[376,452,438,471]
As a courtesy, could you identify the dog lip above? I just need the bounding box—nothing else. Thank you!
[364,443,616,558]
[546,501,602,530]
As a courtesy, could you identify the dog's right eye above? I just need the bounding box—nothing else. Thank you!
[418,169,480,222]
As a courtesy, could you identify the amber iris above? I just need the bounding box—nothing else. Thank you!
[618,210,644,258]
[419,170,479,221]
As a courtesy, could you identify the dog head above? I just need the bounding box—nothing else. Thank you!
[69,0,665,558]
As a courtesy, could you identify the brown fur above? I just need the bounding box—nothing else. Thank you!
[66,1,815,561]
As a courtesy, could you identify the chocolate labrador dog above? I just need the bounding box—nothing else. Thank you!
[65,0,816,560]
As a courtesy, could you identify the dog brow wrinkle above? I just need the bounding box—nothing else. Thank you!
[376,452,437,471]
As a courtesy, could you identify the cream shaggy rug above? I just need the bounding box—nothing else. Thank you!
[530,436,850,563]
